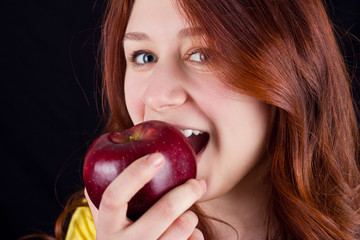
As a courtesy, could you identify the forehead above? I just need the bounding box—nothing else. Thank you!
[126,0,188,33]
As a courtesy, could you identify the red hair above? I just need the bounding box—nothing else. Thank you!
[25,0,360,239]
[100,0,360,239]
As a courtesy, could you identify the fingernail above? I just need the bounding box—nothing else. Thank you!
[197,179,207,192]
[147,153,164,167]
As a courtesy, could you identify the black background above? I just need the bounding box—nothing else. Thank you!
[1,1,359,239]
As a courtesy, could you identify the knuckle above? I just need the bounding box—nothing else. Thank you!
[126,158,152,180]
[190,228,205,240]
[186,210,199,224]
[125,164,143,179]
[187,179,203,197]
[174,212,198,236]
[157,198,177,217]
[100,187,121,210]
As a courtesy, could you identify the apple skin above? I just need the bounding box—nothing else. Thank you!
[83,120,197,221]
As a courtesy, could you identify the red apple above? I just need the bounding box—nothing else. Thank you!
[83,120,197,221]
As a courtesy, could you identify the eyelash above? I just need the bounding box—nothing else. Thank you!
[127,48,209,68]
[186,49,207,62]
[128,50,157,68]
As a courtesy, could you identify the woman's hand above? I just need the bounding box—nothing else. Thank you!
[84,152,206,240]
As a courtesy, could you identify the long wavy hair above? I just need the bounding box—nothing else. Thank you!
[23,0,360,239]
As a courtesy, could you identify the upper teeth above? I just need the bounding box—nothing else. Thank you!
[180,129,203,138]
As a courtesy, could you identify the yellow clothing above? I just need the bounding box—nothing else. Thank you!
[65,205,96,240]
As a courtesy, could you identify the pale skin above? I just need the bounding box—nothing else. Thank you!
[85,0,273,239]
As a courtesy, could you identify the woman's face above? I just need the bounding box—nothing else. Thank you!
[124,0,271,201]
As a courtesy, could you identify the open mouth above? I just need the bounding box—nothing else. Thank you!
[180,129,210,155]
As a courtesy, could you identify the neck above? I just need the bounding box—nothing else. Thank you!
[198,162,271,239]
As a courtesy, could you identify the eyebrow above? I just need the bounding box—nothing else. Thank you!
[123,27,203,42]
[123,32,150,41]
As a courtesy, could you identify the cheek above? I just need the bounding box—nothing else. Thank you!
[124,76,144,124]
[221,102,270,158]
[202,102,271,197]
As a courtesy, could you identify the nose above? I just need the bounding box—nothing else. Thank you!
[142,62,187,112]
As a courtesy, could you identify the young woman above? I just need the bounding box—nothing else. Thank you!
[42,0,360,239]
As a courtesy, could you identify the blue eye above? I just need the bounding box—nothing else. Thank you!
[130,51,158,66]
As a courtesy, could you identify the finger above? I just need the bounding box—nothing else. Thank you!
[84,188,99,227]
[127,178,207,240]
[97,153,165,236]
[158,211,199,240]
[189,228,205,240]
